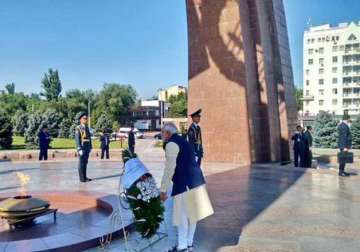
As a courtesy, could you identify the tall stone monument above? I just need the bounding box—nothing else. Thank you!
[187,0,298,165]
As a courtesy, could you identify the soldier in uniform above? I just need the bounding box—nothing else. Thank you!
[75,112,92,182]
[187,109,203,167]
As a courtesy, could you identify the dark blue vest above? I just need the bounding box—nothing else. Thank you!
[169,134,205,197]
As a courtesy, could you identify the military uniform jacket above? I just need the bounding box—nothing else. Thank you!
[187,123,203,158]
[75,125,92,152]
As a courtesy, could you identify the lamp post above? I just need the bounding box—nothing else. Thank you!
[88,97,91,129]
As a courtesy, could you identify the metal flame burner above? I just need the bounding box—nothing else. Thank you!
[0,195,55,228]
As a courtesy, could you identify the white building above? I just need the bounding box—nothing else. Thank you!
[158,85,187,102]
[303,22,360,116]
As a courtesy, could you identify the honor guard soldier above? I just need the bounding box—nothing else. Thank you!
[187,109,203,166]
[75,112,92,182]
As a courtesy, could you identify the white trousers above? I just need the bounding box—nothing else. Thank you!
[177,194,197,250]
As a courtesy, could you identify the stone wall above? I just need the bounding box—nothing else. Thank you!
[186,0,298,164]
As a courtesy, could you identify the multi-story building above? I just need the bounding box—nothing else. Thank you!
[303,22,360,116]
[158,85,187,102]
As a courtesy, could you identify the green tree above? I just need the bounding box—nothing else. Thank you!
[351,117,360,149]
[94,113,113,132]
[41,109,60,137]
[13,111,29,136]
[94,83,137,122]
[58,118,73,138]
[24,112,43,148]
[0,110,13,149]
[5,83,15,95]
[0,91,28,115]
[295,87,303,111]
[168,93,187,117]
[313,111,339,148]
[40,68,62,101]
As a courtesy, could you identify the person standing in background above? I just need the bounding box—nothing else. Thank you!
[291,125,305,167]
[303,126,313,168]
[338,114,352,177]
[38,125,51,161]
[128,124,136,154]
[100,129,110,159]
[187,109,203,167]
[75,112,92,182]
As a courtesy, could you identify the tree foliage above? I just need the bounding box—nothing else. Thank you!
[5,83,15,95]
[295,87,303,111]
[24,112,43,148]
[0,110,13,149]
[40,69,62,101]
[94,113,112,132]
[313,111,339,148]
[13,110,29,136]
[94,83,137,122]
[168,93,187,118]
[351,117,360,149]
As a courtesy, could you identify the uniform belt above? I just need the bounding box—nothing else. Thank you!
[81,139,90,142]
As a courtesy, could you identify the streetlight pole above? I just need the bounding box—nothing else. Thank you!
[88,98,91,129]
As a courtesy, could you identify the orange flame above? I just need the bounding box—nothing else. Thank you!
[16,172,30,196]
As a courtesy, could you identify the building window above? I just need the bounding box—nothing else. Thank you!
[332,99,338,105]
[305,101,310,106]
[308,49,313,54]
[319,89,324,95]
[319,58,324,64]
[319,79,324,85]
[319,68,324,74]
[339,45,344,51]
[332,88,338,94]
[319,100,324,106]
[332,56,338,63]
[348,34,357,41]
[332,67,337,73]
[306,69,310,75]
[306,90,310,96]
[319,47,324,54]
[306,80,310,86]
[332,78,338,84]
[332,45,338,51]
[308,59,314,65]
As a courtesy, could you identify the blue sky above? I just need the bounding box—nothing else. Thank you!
[0,1,359,98]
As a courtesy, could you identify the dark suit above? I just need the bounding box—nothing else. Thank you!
[75,125,92,182]
[38,131,50,160]
[187,123,204,167]
[100,133,110,159]
[291,132,305,167]
[338,122,352,173]
[303,130,313,168]
[128,130,135,154]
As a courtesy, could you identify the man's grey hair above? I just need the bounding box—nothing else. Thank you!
[162,122,178,135]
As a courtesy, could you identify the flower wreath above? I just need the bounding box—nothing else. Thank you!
[122,149,165,238]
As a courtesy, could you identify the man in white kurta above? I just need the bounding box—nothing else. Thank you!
[160,123,213,252]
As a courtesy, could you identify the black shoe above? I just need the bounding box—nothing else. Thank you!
[85,178,92,182]
[167,246,188,252]
[339,172,350,177]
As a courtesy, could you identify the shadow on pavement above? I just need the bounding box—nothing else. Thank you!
[195,165,306,251]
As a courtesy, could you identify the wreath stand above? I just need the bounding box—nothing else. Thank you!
[99,168,168,252]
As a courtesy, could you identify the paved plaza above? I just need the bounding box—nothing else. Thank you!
[0,139,360,252]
